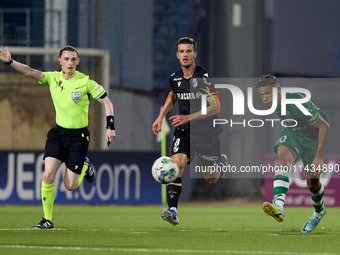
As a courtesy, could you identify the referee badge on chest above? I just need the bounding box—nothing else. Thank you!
[72,92,82,103]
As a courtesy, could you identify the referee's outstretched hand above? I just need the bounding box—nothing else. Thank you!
[0,47,12,63]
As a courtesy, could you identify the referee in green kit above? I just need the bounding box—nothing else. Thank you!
[0,46,116,229]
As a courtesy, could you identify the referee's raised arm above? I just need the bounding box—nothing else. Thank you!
[0,46,44,80]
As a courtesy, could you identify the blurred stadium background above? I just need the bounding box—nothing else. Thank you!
[1,0,340,205]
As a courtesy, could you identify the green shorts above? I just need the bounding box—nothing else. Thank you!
[274,128,325,175]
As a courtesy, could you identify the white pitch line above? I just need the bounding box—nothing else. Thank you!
[0,245,338,255]
[0,228,337,235]
[266,234,336,237]
[0,228,281,231]
[0,228,67,231]
[0,228,150,233]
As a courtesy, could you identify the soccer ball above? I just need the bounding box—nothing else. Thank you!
[151,156,179,184]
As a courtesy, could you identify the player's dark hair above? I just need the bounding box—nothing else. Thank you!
[176,37,197,52]
[256,74,279,88]
[59,45,79,57]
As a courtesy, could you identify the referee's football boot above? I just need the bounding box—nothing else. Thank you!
[33,216,54,229]
[301,207,326,233]
[161,208,179,226]
[262,202,285,222]
[84,157,95,182]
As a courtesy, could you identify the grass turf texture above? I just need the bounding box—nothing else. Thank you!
[0,205,339,255]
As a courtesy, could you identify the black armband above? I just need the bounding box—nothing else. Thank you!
[106,115,115,130]
[99,92,107,99]
[6,59,13,65]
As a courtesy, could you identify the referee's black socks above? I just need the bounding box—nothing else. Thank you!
[167,177,182,209]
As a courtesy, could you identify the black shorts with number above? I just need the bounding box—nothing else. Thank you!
[44,125,90,174]
[171,128,221,164]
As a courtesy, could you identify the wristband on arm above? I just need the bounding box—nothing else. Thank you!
[106,116,115,130]
[6,59,13,65]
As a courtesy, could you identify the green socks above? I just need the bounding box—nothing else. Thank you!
[76,163,88,188]
[41,182,54,221]
[311,184,325,213]
[273,167,290,209]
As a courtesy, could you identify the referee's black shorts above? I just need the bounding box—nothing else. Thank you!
[44,125,90,174]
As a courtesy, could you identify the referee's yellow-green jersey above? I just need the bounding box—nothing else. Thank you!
[38,71,105,129]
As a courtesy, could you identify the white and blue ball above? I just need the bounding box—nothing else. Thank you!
[151,156,179,184]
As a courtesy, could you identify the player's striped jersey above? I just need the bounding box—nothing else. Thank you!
[275,93,329,139]
[38,71,105,129]
[169,65,221,137]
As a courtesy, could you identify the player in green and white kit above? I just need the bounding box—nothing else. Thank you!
[0,46,116,229]
[256,75,330,233]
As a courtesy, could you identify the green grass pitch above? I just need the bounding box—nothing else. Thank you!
[0,204,339,255]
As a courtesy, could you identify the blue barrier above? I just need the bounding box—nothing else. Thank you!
[0,151,162,204]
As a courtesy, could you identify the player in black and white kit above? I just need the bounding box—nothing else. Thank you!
[153,37,228,226]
